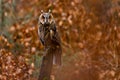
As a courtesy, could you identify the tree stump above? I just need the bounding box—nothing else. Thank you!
[38,48,54,80]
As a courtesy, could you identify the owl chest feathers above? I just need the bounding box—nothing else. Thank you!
[38,24,56,47]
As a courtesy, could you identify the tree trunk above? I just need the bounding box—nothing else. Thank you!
[0,0,4,30]
[38,48,54,80]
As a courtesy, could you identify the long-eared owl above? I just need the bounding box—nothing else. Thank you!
[38,10,62,65]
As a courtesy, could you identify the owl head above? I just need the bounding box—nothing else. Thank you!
[39,10,54,26]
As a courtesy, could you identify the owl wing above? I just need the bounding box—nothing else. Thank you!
[51,24,61,46]
[53,31,61,45]
[38,24,45,45]
[51,24,62,65]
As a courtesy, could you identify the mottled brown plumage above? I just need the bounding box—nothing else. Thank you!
[38,10,62,80]
[38,10,62,65]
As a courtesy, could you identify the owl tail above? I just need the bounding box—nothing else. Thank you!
[38,46,62,80]
[53,46,62,66]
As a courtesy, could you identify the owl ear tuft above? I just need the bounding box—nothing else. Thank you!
[41,10,44,13]
[48,9,52,13]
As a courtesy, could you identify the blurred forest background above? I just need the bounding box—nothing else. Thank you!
[0,0,120,80]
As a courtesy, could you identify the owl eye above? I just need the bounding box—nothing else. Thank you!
[49,15,51,19]
[42,16,45,19]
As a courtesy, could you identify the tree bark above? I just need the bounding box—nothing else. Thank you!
[38,48,54,80]
[0,0,4,29]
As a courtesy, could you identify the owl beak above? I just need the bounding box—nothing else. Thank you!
[44,19,49,25]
